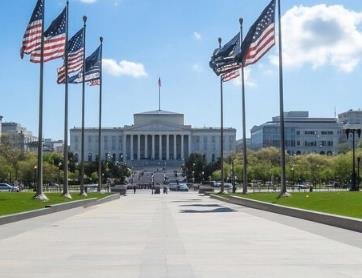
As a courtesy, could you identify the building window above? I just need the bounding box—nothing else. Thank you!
[111,136,116,151]
[321,131,333,135]
[305,131,317,135]
[104,136,109,150]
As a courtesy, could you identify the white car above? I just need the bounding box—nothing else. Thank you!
[0,183,20,192]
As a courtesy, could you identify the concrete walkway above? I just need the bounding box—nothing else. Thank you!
[0,191,362,278]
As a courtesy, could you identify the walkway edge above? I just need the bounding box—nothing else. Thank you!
[210,194,362,233]
[0,194,120,226]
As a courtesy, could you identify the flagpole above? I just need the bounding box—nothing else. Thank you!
[239,18,248,194]
[98,37,104,193]
[158,78,161,111]
[80,15,87,196]
[277,0,287,196]
[63,0,71,198]
[218,37,225,194]
[35,0,47,201]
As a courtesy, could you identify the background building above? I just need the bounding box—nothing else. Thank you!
[1,122,37,151]
[70,110,236,167]
[251,111,341,155]
[43,139,64,153]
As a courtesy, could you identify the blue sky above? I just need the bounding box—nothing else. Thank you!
[1,0,362,140]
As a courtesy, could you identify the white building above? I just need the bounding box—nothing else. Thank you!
[1,122,37,151]
[251,111,341,155]
[70,110,236,166]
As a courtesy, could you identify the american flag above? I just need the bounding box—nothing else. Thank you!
[89,79,101,86]
[57,28,84,84]
[69,45,102,85]
[20,0,44,59]
[30,8,66,63]
[209,33,241,76]
[222,69,240,82]
[238,0,275,66]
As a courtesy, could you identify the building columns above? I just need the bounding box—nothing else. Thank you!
[159,134,163,160]
[174,135,177,160]
[166,135,170,160]
[181,135,184,160]
[130,135,134,161]
[152,134,155,160]
[188,134,191,157]
[137,134,141,160]
[122,134,126,160]
[145,135,148,159]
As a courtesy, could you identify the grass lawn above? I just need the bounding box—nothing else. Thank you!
[0,192,109,216]
[230,191,362,219]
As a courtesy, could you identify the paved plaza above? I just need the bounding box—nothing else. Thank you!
[0,191,362,278]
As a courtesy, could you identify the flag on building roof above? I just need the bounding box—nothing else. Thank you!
[20,0,44,59]
[57,28,84,84]
[69,45,101,85]
[30,8,66,63]
[236,0,276,66]
[209,33,241,76]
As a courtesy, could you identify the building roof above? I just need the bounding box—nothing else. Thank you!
[135,110,182,115]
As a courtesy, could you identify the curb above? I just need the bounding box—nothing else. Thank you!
[210,194,362,233]
[0,194,120,226]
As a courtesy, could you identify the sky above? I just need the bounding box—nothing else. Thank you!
[1,0,362,141]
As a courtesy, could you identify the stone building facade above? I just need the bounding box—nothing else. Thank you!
[70,110,236,166]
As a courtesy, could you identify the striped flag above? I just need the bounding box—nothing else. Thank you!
[222,69,240,82]
[20,0,44,59]
[69,46,101,84]
[30,8,66,63]
[57,28,84,84]
[209,33,241,76]
[237,0,276,66]
[89,79,101,86]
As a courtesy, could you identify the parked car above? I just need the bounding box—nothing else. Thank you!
[178,183,189,192]
[0,183,20,192]
[169,183,179,191]
[292,183,310,190]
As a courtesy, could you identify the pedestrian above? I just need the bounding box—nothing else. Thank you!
[133,185,136,194]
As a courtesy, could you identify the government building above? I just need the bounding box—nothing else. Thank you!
[70,110,236,167]
[251,111,342,155]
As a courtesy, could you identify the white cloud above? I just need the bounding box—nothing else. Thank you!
[193,32,202,40]
[103,59,148,78]
[80,0,97,3]
[232,68,256,88]
[276,4,362,73]
[192,64,203,73]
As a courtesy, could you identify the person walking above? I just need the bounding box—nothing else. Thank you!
[133,185,137,194]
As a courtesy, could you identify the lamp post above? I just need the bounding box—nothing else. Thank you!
[291,166,294,190]
[357,157,361,188]
[33,166,37,191]
[345,128,361,191]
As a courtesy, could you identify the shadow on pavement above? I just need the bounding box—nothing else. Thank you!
[180,207,236,213]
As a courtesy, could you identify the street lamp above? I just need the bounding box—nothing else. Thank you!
[33,165,37,191]
[357,157,361,187]
[345,127,361,191]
